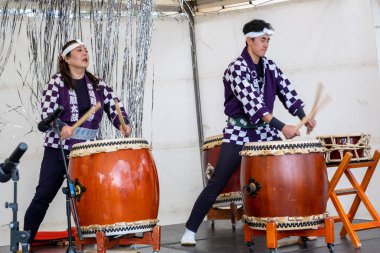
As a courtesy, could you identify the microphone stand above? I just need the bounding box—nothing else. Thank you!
[54,120,83,253]
[5,164,30,253]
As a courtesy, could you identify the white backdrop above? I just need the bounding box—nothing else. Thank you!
[372,0,380,74]
[1,0,380,246]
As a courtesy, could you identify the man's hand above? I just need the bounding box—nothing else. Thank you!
[281,125,300,139]
[305,119,317,134]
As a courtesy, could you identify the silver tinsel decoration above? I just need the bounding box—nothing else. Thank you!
[0,0,23,77]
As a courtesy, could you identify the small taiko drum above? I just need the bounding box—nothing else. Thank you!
[68,138,159,238]
[317,133,372,164]
[240,140,328,230]
[202,134,242,208]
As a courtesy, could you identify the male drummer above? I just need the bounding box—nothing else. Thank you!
[181,19,316,245]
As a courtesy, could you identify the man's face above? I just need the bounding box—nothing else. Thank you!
[247,34,270,58]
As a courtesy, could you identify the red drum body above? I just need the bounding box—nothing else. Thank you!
[202,134,242,207]
[317,133,371,164]
[240,140,328,230]
[68,138,159,238]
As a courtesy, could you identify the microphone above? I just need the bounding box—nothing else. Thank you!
[37,105,64,132]
[0,142,28,183]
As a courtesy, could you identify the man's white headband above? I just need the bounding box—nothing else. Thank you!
[61,40,85,58]
[245,28,274,38]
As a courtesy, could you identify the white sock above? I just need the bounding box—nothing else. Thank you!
[181,228,196,245]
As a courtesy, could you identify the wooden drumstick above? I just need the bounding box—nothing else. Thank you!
[71,102,101,131]
[114,99,127,129]
[310,82,324,117]
[296,95,331,131]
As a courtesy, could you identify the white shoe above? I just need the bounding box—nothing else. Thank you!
[181,228,196,246]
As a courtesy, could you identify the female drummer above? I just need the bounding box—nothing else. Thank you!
[181,19,316,245]
[24,39,132,245]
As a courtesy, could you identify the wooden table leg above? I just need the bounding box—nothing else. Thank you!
[324,217,335,244]
[266,222,278,250]
[96,231,107,253]
[330,191,361,248]
[152,225,161,252]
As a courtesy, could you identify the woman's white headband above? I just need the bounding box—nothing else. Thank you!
[61,40,86,58]
[245,28,274,38]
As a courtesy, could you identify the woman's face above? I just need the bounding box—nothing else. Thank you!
[65,45,89,70]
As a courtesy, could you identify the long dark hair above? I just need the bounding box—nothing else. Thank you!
[58,40,99,89]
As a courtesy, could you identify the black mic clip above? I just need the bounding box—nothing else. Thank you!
[0,142,28,183]
[0,160,19,182]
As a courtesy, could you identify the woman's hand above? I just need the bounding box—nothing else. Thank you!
[60,125,74,140]
[120,124,132,137]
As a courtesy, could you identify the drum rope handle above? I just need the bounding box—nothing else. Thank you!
[71,102,101,132]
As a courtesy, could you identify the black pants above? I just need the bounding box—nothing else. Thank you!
[185,142,243,232]
[24,147,68,243]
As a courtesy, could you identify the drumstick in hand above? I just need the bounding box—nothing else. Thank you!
[310,82,324,115]
[296,95,331,131]
[71,102,101,132]
[114,99,127,130]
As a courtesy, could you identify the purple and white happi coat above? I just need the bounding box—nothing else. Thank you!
[222,47,304,145]
[41,73,128,150]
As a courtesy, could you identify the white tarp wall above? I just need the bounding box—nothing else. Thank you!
[372,0,380,74]
[1,0,380,246]
[196,0,380,219]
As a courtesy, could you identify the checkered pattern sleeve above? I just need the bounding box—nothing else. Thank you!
[269,60,304,115]
[41,74,62,120]
[100,80,129,129]
[224,59,270,124]
[41,74,72,150]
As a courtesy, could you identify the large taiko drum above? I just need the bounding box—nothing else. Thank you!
[317,133,372,164]
[202,134,242,208]
[68,138,159,238]
[240,140,328,230]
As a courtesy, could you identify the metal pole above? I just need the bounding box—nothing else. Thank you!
[183,4,206,187]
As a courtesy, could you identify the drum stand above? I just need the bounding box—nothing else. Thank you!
[207,202,244,231]
[327,150,380,248]
[243,217,335,253]
[73,225,161,253]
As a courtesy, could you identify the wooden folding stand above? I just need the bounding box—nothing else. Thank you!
[207,202,244,231]
[243,218,335,253]
[327,150,380,248]
[73,225,161,253]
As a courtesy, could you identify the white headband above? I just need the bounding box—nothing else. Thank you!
[61,40,86,58]
[245,28,274,38]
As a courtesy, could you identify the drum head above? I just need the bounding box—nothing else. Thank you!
[240,140,325,156]
[69,138,150,158]
[202,134,223,150]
